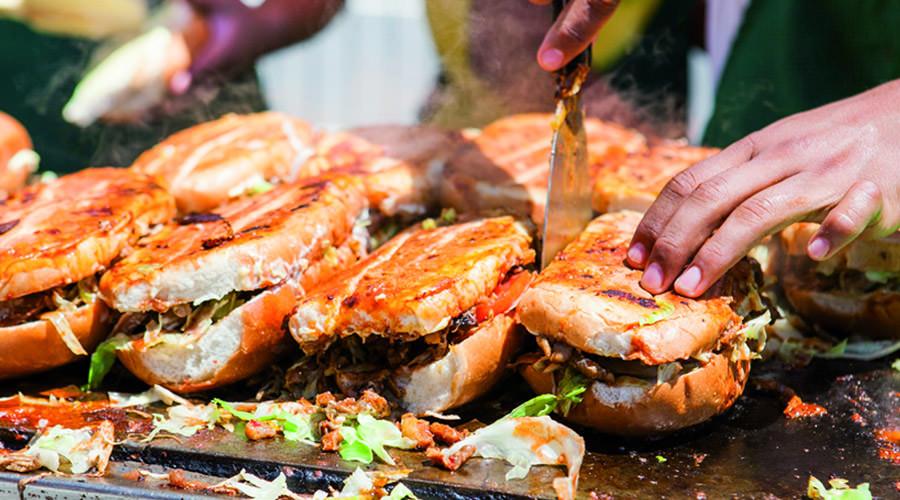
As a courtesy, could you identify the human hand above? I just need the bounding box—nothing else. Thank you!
[171,0,342,94]
[626,80,900,297]
[528,0,619,71]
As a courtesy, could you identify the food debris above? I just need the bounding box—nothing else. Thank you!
[784,395,828,419]
[874,428,900,464]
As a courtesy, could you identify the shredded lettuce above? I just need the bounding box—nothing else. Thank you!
[863,270,896,284]
[807,476,871,500]
[42,310,87,356]
[439,207,457,224]
[817,339,900,361]
[25,423,113,475]
[147,403,220,440]
[339,414,415,466]
[213,399,317,444]
[86,335,131,390]
[893,359,900,372]
[384,483,418,500]
[655,455,667,463]
[311,468,417,500]
[245,179,274,196]
[109,384,189,407]
[656,362,683,385]
[213,470,301,500]
[421,218,437,230]
[39,171,58,182]
[639,299,675,326]
[508,367,588,418]
[439,416,585,500]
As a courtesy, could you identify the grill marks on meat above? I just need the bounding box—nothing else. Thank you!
[177,212,223,224]
[601,289,658,309]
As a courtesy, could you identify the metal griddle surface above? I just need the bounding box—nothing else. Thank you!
[0,359,896,499]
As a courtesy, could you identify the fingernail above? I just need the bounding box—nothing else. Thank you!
[627,242,647,266]
[538,48,564,70]
[641,262,664,291]
[674,266,702,295]
[170,71,192,95]
[808,237,830,260]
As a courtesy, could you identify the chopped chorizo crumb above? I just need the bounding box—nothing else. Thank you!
[321,429,343,451]
[315,392,337,407]
[359,390,390,418]
[400,414,434,449]
[244,420,279,441]
[426,445,475,471]
[430,422,467,445]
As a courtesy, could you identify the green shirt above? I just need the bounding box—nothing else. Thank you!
[705,0,900,147]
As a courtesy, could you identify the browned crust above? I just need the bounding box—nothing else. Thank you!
[309,125,461,217]
[520,350,750,436]
[99,176,368,312]
[395,314,523,414]
[0,300,112,380]
[592,142,719,214]
[0,168,176,301]
[517,211,741,364]
[131,112,318,213]
[440,113,646,225]
[289,217,534,353]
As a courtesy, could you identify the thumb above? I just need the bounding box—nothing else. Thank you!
[537,0,619,71]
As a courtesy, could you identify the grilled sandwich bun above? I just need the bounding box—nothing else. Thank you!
[101,176,369,392]
[591,141,719,214]
[440,113,646,225]
[289,216,535,413]
[517,211,765,435]
[0,168,174,379]
[309,125,461,218]
[776,223,900,339]
[131,112,317,213]
[0,112,37,196]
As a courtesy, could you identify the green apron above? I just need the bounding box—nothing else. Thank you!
[0,19,267,174]
[705,0,900,147]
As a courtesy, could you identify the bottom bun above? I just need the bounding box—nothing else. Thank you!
[0,300,112,380]
[782,280,900,340]
[118,282,298,393]
[395,314,521,414]
[521,350,750,436]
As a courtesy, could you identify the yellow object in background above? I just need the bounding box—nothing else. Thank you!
[0,0,147,39]
[590,0,662,72]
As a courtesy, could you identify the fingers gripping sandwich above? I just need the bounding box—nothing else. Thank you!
[288,216,534,414]
[0,168,174,379]
[131,112,318,213]
[98,176,369,392]
[517,211,768,435]
[776,223,900,339]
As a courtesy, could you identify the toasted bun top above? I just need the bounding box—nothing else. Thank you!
[592,141,719,213]
[779,223,900,273]
[517,211,744,364]
[309,125,460,217]
[0,112,33,194]
[0,168,175,300]
[100,176,368,312]
[131,112,317,213]
[441,113,646,224]
[290,216,534,353]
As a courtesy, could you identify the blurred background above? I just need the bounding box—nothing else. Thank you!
[257,0,440,130]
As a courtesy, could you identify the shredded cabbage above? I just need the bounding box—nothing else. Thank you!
[339,414,416,465]
[147,403,219,440]
[863,270,896,284]
[312,468,418,500]
[807,476,871,500]
[109,384,189,407]
[440,416,585,500]
[25,422,113,475]
[213,470,301,500]
[42,310,87,356]
[213,399,317,445]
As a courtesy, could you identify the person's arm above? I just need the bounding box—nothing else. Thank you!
[172,0,344,94]
[529,0,620,71]
[626,79,900,297]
